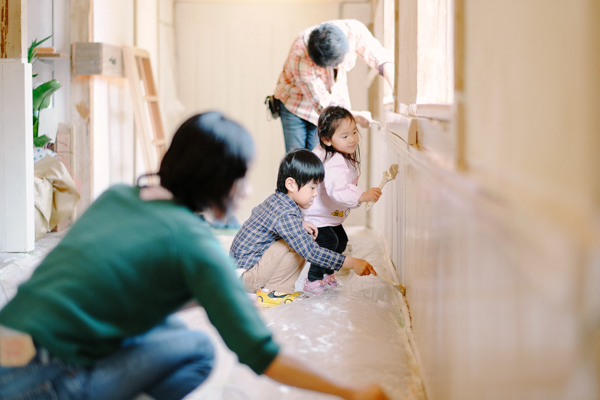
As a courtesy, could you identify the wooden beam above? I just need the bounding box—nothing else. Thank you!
[0,0,26,59]
[408,104,453,121]
[453,0,467,170]
[394,0,399,112]
[70,0,93,219]
[395,0,417,106]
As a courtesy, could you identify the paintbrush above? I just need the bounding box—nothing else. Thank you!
[369,119,382,130]
[366,164,399,211]
[376,274,406,295]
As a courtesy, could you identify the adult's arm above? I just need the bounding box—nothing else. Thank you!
[180,229,279,374]
[265,352,390,400]
[381,62,395,90]
[288,50,350,113]
[344,19,395,91]
[345,20,393,72]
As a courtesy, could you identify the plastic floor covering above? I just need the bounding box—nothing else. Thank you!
[0,227,425,400]
[180,227,425,400]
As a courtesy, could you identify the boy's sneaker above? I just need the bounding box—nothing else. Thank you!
[303,278,326,295]
[323,274,341,288]
[256,288,302,308]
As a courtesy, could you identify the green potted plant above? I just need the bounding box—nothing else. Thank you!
[28,36,63,147]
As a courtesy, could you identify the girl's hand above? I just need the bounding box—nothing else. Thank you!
[347,384,391,400]
[302,221,318,239]
[359,188,382,204]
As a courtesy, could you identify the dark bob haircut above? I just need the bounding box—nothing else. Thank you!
[307,23,349,68]
[318,106,360,172]
[158,111,254,214]
[276,148,324,194]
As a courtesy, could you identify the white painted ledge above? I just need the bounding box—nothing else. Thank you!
[385,111,417,146]
[0,60,34,252]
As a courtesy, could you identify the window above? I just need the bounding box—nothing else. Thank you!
[417,0,454,104]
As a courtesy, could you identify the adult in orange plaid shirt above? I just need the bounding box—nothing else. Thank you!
[274,19,394,152]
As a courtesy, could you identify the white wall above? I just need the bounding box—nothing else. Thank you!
[175,0,373,223]
[368,0,600,397]
[90,0,182,197]
[158,0,186,140]
[0,61,34,252]
[28,0,71,139]
[91,0,136,197]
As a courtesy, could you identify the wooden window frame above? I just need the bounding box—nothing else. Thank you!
[386,0,465,170]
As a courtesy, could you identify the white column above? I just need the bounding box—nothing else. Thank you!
[0,59,34,252]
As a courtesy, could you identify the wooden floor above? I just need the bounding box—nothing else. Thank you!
[0,230,67,307]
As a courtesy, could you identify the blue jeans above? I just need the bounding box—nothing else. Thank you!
[0,315,214,400]
[279,100,318,152]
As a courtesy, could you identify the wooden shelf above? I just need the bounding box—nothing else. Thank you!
[37,53,69,59]
[409,104,453,121]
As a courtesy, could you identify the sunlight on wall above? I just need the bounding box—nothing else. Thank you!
[417,0,454,104]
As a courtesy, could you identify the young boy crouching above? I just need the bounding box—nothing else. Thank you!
[230,148,376,307]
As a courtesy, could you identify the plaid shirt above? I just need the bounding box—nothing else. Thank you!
[230,191,346,271]
[274,19,393,126]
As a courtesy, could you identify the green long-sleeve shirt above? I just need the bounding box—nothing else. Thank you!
[0,185,279,374]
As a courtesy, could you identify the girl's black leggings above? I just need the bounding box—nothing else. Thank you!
[307,224,348,282]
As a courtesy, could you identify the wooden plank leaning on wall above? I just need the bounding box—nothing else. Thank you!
[70,0,93,220]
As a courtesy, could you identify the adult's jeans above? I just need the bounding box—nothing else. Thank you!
[307,224,348,282]
[278,100,318,152]
[0,315,215,400]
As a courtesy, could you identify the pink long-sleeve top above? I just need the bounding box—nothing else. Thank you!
[302,145,363,227]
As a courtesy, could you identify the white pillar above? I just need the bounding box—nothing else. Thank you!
[0,59,34,252]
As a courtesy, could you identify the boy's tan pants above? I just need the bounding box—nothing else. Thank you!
[242,239,305,294]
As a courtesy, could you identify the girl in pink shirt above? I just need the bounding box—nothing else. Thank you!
[302,106,382,294]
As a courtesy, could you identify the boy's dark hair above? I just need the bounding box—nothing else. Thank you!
[276,148,324,194]
[318,106,360,172]
[307,23,349,68]
[158,111,254,214]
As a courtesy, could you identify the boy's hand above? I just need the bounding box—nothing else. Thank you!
[359,188,382,204]
[342,257,377,276]
[302,221,318,240]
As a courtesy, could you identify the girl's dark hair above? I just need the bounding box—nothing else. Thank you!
[158,112,254,213]
[307,23,349,68]
[276,148,324,194]
[317,106,360,171]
